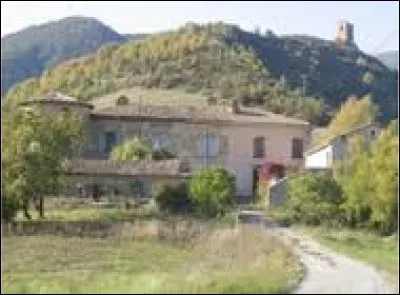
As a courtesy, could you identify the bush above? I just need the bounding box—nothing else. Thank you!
[272,171,344,226]
[188,167,235,218]
[109,137,152,161]
[151,148,176,160]
[1,195,19,222]
[151,182,193,214]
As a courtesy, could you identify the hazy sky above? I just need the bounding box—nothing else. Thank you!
[1,1,398,54]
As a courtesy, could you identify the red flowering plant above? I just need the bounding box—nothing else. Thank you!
[257,162,285,188]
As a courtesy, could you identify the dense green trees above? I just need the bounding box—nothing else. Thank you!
[272,171,344,227]
[335,121,398,234]
[275,121,398,235]
[1,102,84,221]
[4,22,397,125]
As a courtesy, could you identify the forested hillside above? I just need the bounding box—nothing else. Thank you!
[3,22,398,125]
[1,16,127,94]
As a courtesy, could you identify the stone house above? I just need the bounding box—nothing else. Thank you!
[21,92,311,200]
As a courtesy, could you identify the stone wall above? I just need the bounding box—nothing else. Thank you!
[268,178,288,208]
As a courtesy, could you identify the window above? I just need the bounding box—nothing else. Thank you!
[131,180,144,198]
[153,133,170,149]
[292,138,304,159]
[253,137,265,158]
[201,134,218,157]
[88,133,100,152]
[371,129,376,137]
[104,131,116,154]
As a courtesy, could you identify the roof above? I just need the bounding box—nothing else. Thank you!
[67,158,190,178]
[92,103,233,123]
[20,92,94,109]
[306,121,378,155]
[20,90,310,126]
[92,103,310,126]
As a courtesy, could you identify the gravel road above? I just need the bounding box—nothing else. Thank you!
[276,228,396,294]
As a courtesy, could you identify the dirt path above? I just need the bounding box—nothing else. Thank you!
[275,228,396,294]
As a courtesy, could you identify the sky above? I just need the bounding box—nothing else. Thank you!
[1,1,399,54]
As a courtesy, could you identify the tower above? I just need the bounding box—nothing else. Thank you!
[335,20,354,45]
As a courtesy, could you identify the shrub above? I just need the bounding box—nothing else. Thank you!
[272,171,344,226]
[1,195,19,222]
[109,137,152,161]
[188,167,235,218]
[151,182,193,214]
[151,148,176,160]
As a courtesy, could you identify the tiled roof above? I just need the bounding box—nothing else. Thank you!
[67,158,190,177]
[21,92,310,126]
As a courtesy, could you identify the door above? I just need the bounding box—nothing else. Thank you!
[252,165,261,199]
[104,132,117,154]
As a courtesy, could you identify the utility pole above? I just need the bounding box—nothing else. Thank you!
[138,94,142,138]
[280,74,286,88]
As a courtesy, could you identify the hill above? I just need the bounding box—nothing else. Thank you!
[1,16,127,94]
[3,22,398,125]
[376,50,398,71]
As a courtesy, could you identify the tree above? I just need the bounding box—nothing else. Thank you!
[315,95,378,145]
[188,167,235,218]
[1,102,84,220]
[369,123,398,233]
[334,122,399,234]
[275,171,344,226]
[334,135,373,227]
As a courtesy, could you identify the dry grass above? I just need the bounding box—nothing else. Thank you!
[1,223,303,294]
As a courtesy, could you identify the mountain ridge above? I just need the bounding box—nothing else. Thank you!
[2,21,398,126]
[1,16,128,94]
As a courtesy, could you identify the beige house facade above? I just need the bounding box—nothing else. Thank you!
[22,92,311,200]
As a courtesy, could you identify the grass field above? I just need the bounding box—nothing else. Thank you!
[295,226,399,288]
[1,225,302,294]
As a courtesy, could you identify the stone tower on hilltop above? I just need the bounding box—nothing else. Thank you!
[335,20,354,45]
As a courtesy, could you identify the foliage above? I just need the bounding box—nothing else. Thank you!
[188,167,235,218]
[1,194,20,222]
[314,95,378,145]
[151,147,176,160]
[334,121,399,234]
[273,171,344,226]
[334,135,373,226]
[254,179,269,204]
[109,137,152,161]
[109,137,176,161]
[151,182,193,214]
[1,16,131,94]
[4,22,397,125]
[1,101,84,220]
